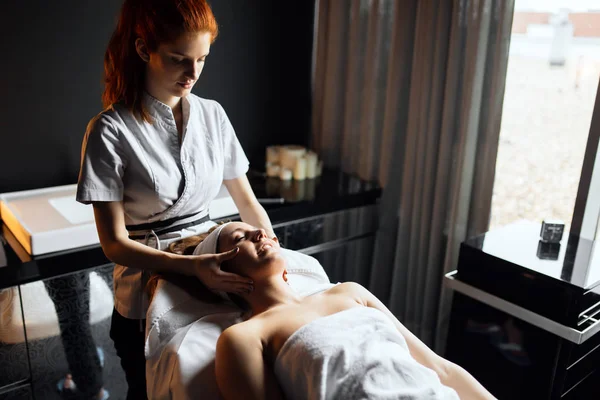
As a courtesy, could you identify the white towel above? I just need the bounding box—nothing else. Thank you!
[274,307,460,400]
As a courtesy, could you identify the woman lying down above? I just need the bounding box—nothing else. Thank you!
[153,222,495,400]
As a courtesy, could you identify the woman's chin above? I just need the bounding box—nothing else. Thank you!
[259,249,284,263]
[170,84,192,97]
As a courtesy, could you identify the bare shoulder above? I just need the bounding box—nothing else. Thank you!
[218,320,261,351]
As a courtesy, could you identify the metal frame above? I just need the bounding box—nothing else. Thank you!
[444,270,600,344]
[571,79,600,240]
[298,232,375,255]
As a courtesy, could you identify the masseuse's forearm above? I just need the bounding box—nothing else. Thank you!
[238,201,276,238]
[102,238,196,276]
[441,361,497,400]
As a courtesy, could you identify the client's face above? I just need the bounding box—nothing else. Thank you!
[218,222,284,279]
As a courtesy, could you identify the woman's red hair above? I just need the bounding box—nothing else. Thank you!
[102,0,218,122]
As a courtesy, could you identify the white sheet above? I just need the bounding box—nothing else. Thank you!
[145,248,333,400]
[275,307,459,400]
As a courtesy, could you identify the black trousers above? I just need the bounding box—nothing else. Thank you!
[110,308,147,400]
[44,272,104,398]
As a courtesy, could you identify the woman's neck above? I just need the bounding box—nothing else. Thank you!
[244,275,301,317]
[145,80,181,110]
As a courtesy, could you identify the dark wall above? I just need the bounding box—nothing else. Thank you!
[0,1,314,193]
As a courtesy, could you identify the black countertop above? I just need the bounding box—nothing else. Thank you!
[0,169,381,289]
[462,220,600,291]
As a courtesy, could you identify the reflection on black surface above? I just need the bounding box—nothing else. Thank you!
[536,241,561,261]
[0,286,29,389]
[42,272,107,397]
[466,317,532,367]
[264,177,319,203]
[446,293,560,399]
[14,265,128,399]
[249,168,380,204]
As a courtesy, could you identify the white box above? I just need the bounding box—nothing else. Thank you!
[0,184,239,256]
[0,184,99,255]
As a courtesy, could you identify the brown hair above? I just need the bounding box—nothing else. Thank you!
[146,222,249,312]
[102,0,219,122]
[146,225,219,303]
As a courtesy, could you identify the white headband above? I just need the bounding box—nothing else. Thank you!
[192,222,232,301]
[193,222,230,257]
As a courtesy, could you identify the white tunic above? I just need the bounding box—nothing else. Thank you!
[76,93,249,319]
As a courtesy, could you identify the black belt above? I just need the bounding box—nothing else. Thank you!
[127,213,210,240]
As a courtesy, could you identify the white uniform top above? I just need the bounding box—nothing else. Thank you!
[76,92,249,319]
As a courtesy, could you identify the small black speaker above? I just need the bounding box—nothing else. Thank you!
[540,219,565,244]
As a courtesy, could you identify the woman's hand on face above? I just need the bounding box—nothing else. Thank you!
[192,247,254,296]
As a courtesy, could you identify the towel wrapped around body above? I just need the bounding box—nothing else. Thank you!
[274,306,459,400]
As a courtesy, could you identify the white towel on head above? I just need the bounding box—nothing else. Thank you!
[274,306,460,400]
[192,222,229,257]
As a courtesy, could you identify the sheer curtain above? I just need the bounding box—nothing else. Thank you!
[311,0,515,351]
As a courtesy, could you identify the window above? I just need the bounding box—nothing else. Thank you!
[490,0,600,234]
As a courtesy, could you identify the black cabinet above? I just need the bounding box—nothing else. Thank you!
[310,236,375,286]
[444,221,600,399]
[274,204,378,251]
[446,290,600,399]
[273,205,378,286]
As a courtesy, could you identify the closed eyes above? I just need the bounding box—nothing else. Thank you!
[170,56,207,65]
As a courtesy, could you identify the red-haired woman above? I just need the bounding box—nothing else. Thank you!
[76,1,275,398]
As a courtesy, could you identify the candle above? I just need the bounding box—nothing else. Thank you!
[305,152,318,179]
[266,146,280,165]
[279,145,306,170]
[293,157,307,180]
[279,168,293,181]
[267,164,281,178]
